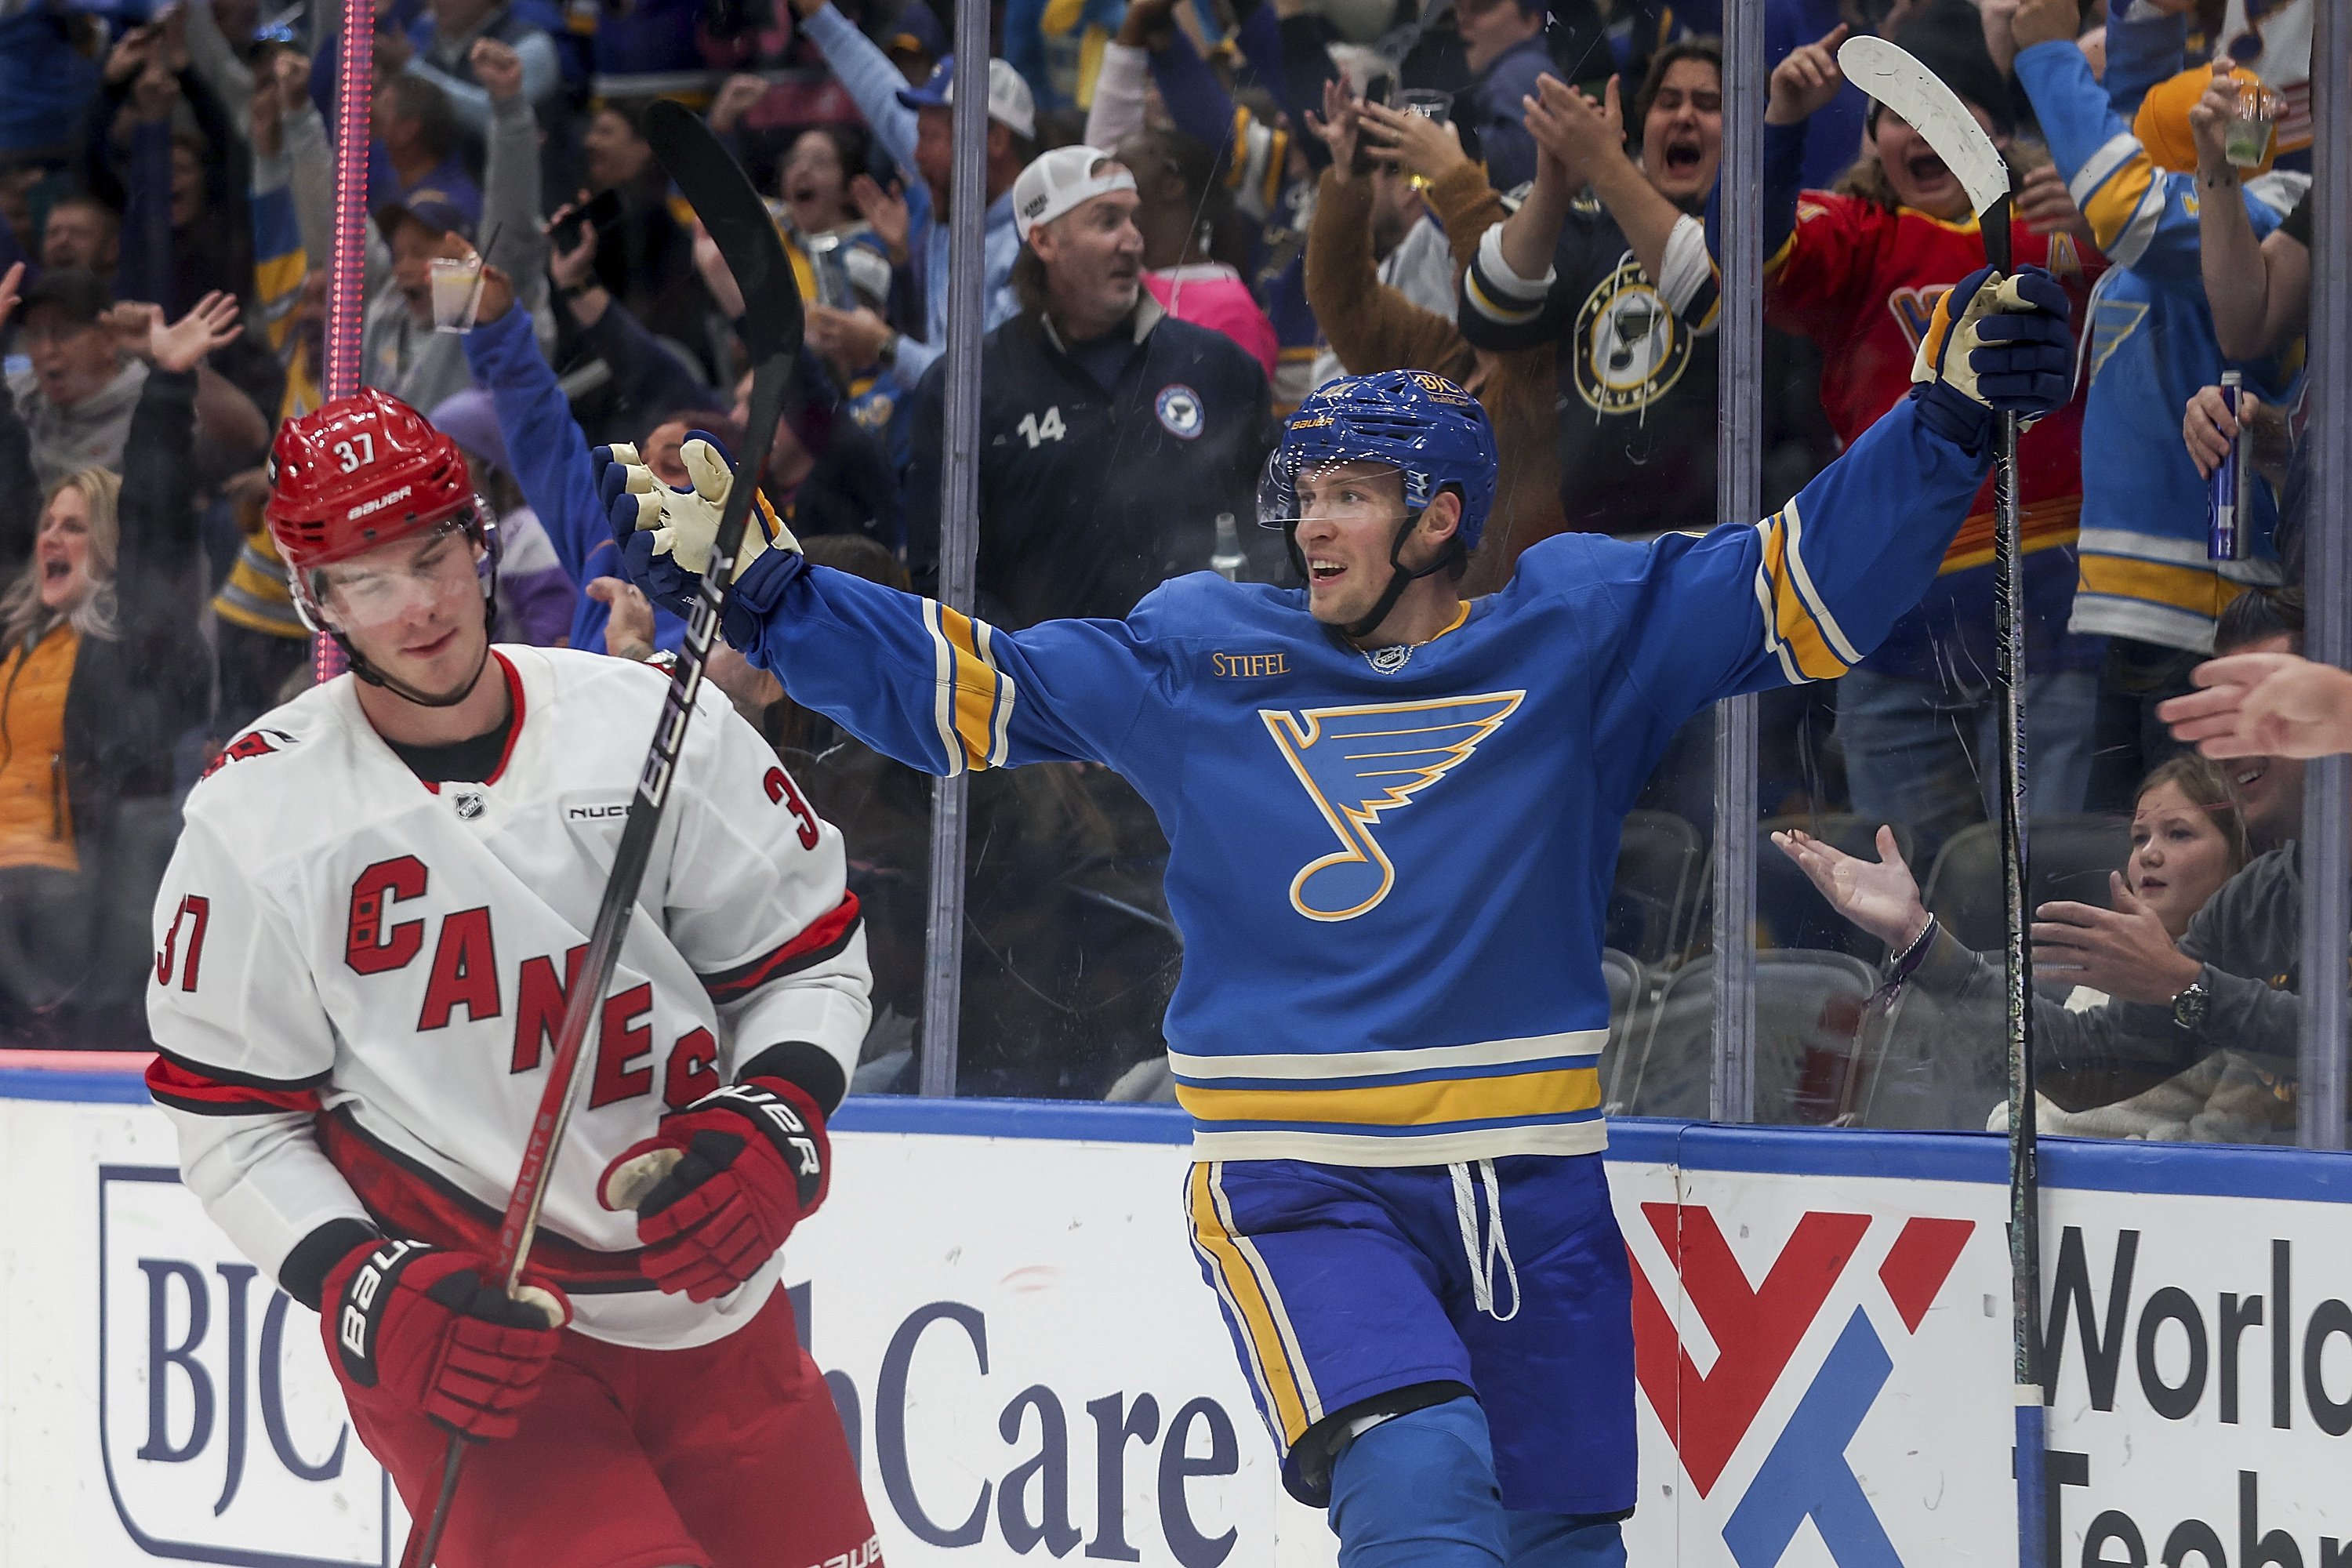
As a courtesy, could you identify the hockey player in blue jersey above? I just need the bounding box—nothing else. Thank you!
[601,264,2074,1566]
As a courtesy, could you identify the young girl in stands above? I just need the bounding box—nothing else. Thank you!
[1772,756,2292,1142]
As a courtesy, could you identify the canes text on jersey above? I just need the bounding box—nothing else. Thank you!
[343,855,721,1112]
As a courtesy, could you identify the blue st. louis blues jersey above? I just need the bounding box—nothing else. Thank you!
[721,399,1989,1166]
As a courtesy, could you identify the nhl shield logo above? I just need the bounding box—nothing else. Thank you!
[1155,384,1204,440]
[451,789,486,821]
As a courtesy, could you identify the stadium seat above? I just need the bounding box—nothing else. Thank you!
[1922,815,2131,953]
[1610,810,1705,964]
[1599,947,1650,1111]
[1613,949,1888,1123]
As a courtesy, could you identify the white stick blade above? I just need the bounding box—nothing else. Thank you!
[1836,36,2012,216]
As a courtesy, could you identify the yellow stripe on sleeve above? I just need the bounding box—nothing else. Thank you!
[1174,1064,1601,1129]
[1187,1166,1317,1445]
[1760,514,1850,681]
[933,604,1005,771]
[2080,156,2158,255]
[1464,269,1545,326]
[2078,554,2244,619]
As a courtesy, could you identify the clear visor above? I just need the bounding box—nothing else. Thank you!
[1255,454,1410,531]
[296,512,498,633]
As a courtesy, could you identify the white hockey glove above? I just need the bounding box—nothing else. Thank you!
[1908,263,2074,441]
[599,433,800,576]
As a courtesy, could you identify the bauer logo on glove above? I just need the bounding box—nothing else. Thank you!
[321,1237,569,1443]
[598,1076,833,1303]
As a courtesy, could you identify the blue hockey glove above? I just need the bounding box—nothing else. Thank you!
[1908,264,2074,449]
[592,434,799,617]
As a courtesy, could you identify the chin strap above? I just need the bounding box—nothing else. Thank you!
[332,587,501,710]
[1338,507,1462,642]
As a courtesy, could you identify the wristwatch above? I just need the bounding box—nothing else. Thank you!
[2171,978,2212,1033]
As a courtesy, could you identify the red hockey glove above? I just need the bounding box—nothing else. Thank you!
[320,1239,569,1442]
[598,1078,830,1303]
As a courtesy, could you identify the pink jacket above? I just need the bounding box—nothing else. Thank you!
[1142,267,1279,381]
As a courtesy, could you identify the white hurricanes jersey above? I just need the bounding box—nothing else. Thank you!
[148,646,871,1349]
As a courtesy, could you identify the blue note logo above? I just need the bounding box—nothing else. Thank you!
[2089,299,2150,385]
[1155,384,1204,440]
[1260,691,1522,921]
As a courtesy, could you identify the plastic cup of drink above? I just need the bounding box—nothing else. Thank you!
[1392,89,1453,188]
[429,255,486,334]
[1396,88,1453,124]
[2225,78,2277,169]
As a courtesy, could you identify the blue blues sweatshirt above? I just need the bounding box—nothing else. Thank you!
[463,304,684,655]
[2013,38,2300,652]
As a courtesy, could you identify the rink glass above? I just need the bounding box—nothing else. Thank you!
[27,18,2342,1149]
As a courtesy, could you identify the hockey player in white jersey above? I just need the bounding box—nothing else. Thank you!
[144,389,882,1568]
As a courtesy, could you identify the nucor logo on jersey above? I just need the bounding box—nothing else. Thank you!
[1630,1203,1976,1568]
[347,483,413,521]
[99,1166,392,1565]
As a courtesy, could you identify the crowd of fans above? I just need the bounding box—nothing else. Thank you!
[0,0,2328,1141]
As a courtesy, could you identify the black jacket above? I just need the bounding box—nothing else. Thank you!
[0,368,213,845]
[905,301,1285,629]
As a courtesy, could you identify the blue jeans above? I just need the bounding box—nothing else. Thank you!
[1836,666,2100,841]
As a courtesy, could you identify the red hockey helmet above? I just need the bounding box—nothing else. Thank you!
[266,388,476,575]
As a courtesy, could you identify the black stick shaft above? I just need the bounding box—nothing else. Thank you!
[1980,187,2049,1568]
[399,358,789,1567]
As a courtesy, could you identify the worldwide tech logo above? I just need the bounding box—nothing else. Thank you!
[1629,1205,1978,1568]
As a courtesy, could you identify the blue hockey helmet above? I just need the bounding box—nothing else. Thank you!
[1258,369,1499,550]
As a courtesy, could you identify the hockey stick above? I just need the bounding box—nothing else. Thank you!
[1838,37,2045,1568]
[398,101,804,1568]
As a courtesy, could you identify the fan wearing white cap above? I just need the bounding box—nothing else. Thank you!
[1010,143,1145,338]
[786,0,1036,399]
[892,140,1281,626]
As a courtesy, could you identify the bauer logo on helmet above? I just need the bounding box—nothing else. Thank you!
[348,485,414,521]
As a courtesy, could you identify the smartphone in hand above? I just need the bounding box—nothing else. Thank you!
[1352,74,1393,178]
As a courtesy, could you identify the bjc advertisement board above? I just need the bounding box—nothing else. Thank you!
[5,1072,2348,1567]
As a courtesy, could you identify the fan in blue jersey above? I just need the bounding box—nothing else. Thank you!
[603,266,2074,1567]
